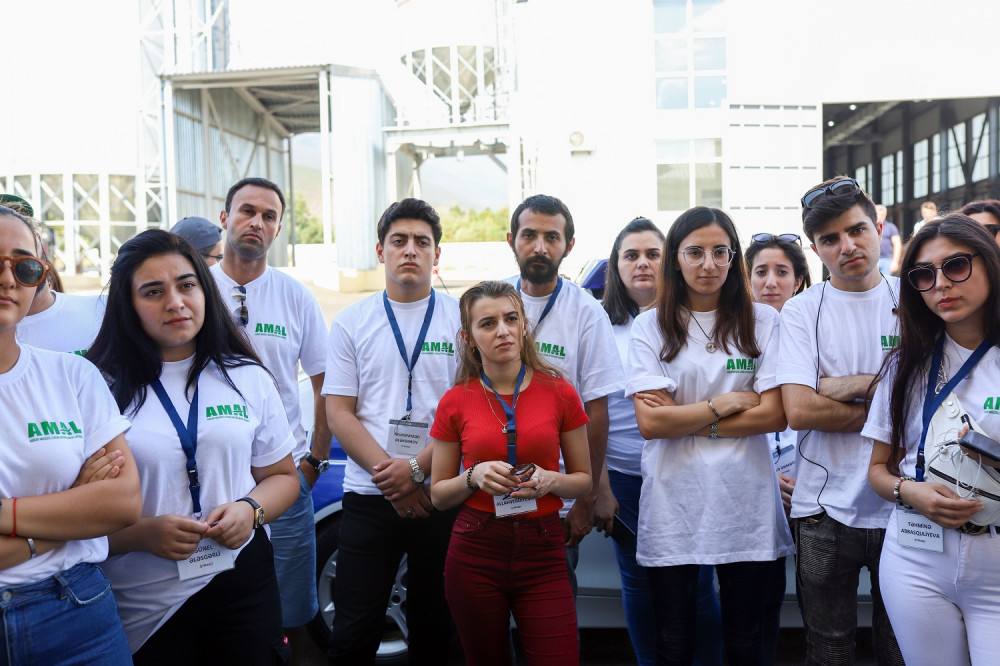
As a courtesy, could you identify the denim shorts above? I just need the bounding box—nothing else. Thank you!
[0,562,131,666]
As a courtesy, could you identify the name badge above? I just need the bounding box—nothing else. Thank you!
[386,419,428,456]
[896,507,945,552]
[177,538,236,581]
[493,494,537,517]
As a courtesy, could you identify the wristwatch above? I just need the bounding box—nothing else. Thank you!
[305,454,331,474]
[408,457,425,484]
[237,497,265,528]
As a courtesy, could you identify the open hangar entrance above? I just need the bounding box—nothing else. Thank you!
[822,96,1000,238]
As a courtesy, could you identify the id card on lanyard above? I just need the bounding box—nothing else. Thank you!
[482,366,537,516]
[151,378,235,580]
[383,291,434,456]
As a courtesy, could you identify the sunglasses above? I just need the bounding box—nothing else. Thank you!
[906,252,980,292]
[1,255,50,288]
[751,233,802,246]
[680,246,735,267]
[800,178,861,209]
[983,223,1000,238]
[231,285,248,326]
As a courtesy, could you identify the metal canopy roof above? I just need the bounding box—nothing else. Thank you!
[164,64,382,137]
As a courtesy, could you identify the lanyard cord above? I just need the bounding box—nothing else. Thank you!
[383,290,436,418]
[480,364,527,465]
[150,378,202,517]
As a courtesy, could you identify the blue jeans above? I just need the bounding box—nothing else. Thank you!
[0,562,131,666]
[609,470,722,666]
[270,467,319,627]
[794,513,903,666]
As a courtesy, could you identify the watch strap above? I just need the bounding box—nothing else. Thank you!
[236,497,264,528]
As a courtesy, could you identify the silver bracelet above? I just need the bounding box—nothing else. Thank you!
[707,399,722,420]
[26,537,36,559]
[710,421,720,439]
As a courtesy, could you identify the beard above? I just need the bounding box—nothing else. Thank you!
[517,254,561,285]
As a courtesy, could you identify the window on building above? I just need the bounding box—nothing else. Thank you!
[895,150,904,204]
[913,139,929,199]
[948,121,966,189]
[881,155,895,206]
[855,164,870,194]
[656,139,723,210]
[653,0,727,110]
[972,113,990,183]
[931,134,941,194]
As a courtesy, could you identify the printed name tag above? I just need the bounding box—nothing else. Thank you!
[386,419,428,456]
[493,494,537,517]
[177,538,235,581]
[896,508,945,552]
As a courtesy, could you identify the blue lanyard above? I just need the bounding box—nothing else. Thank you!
[383,290,436,417]
[480,364,527,465]
[150,378,202,517]
[517,277,563,332]
[916,336,992,481]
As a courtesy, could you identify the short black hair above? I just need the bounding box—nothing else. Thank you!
[225,177,286,219]
[376,198,442,246]
[801,177,877,242]
[510,194,575,244]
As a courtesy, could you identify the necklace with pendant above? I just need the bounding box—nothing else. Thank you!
[481,379,516,433]
[688,309,717,353]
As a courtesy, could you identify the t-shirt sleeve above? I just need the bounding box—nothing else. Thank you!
[558,380,590,432]
[322,316,360,397]
[625,315,675,399]
[251,370,296,468]
[298,292,329,377]
[75,359,130,455]
[429,388,461,442]
[576,309,626,403]
[776,299,819,389]
[754,307,781,394]
[861,361,895,445]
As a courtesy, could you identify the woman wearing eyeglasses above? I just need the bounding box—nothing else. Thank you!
[863,214,1000,666]
[429,280,591,666]
[744,232,811,664]
[87,229,300,664]
[627,207,793,665]
[0,206,142,665]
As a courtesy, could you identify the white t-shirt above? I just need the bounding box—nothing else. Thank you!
[101,356,294,652]
[768,425,798,479]
[0,344,130,587]
[626,304,793,566]
[323,291,461,495]
[607,316,644,477]
[777,278,900,528]
[211,264,328,462]
[863,334,1000,479]
[16,292,106,356]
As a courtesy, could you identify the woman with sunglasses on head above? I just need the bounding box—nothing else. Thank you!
[958,199,1000,242]
[429,280,591,666]
[863,214,1000,666]
[87,229,300,664]
[0,206,142,665]
[744,232,811,664]
[627,207,793,665]
[602,217,722,666]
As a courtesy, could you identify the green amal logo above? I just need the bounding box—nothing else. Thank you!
[535,341,567,359]
[983,397,1000,415]
[27,420,83,442]
[254,323,287,339]
[726,358,755,373]
[205,404,250,421]
[881,335,900,352]
[421,341,455,356]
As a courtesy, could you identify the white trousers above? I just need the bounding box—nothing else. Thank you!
[880,509,1000,666]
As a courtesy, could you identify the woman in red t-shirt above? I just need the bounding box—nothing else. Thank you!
[430,280,591,666]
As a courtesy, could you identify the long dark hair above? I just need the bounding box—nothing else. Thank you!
[87,229,264,415]
[744,236,812,296]
[602,217,664,325]
[882,214,1000,474]
[656,207,759,362]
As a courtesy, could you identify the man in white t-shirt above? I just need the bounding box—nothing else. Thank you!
[777,177,903,665]
[506,194,625,583]
[209,177,331,656]
[19,286,106,356]
[324,198,459,664]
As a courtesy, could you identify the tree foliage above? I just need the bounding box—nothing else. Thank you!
[440,205,509,243]
[292,192,327,244]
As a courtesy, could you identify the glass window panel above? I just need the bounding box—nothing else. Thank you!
[695,162,723,207]
[656,77,689,110]
[693,138,722,159]
[693,76,726,108]
[653,0,687,33]
[896,150,904,203]
[655,38,688,72]
[657,163,690,210]
[913,139,929,199]
[693,38,726,70]
[692,0,725,31]
[973,114,990,182]
[855,165,868,193]
[931,134,941,194]
[656,140,690,161]
[881,155,894,206]
[948,122,966,189]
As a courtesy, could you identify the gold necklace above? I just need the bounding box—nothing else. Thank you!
[480,379,517,434]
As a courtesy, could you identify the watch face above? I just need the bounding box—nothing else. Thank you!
[317,460,330,474]
[413,469,426,483]
[256,508,265,528]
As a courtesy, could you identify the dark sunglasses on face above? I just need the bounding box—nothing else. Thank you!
[906,252,980,292]
[751,233,801,246]
[231,285,248,326]
[800,178,861,209]
[0,255,50,288]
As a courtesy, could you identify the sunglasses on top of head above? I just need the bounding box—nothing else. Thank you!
[751,233,801,246]
[0,255,50,288]
[800,178,862,209]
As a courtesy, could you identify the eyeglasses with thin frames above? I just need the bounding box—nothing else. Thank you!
[751,233,801,246]
[231,285,248,326]
[0,255,50,288]
[906,252,980,292]
[680,246,735,267]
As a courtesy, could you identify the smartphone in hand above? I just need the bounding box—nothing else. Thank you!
[609,514,637,549]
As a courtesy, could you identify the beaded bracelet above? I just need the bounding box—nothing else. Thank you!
[466,461,481,491]
[893,476,914,509]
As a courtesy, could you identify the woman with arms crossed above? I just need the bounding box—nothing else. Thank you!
[628,207,792,665]
[430,280,591,666]
[0,205,141,665]
[88,229,299,664]
[864,214,1000,666]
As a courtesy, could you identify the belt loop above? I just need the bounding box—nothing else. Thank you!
[53,571,69,600]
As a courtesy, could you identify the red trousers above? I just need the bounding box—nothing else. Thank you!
[444,505,578,666]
